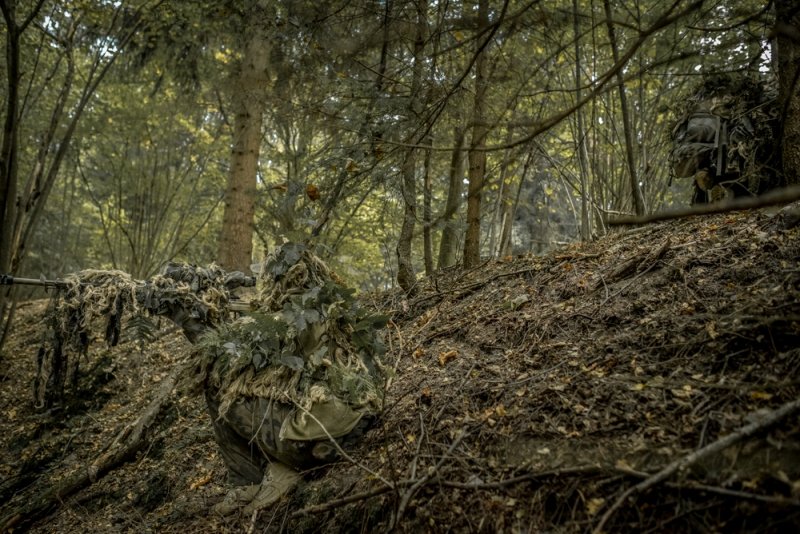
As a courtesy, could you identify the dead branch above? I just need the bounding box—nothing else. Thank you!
[1,366,179,532]
[608,185,800,226]
[289,484,397,518]
[593,397,800,534]
[440,465,604,490]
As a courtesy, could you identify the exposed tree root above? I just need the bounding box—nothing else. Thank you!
[1,367,179,532]
[594,397,800,533]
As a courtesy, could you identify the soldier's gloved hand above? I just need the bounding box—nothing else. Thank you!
[224,271,256,290]
[695,170,714,192]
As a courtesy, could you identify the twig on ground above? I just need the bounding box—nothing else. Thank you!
[391,428,469,530]
[289,485,398,518]
[440,465,603,490]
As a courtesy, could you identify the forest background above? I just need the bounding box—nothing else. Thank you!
[1,0,799,350]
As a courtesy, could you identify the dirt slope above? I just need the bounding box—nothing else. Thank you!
[1,205,799,533]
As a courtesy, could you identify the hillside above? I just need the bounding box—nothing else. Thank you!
[1,204,800,533]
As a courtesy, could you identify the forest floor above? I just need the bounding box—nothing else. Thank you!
[1,204,800,533]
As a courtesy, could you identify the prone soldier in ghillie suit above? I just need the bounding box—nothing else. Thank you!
[30,243,387,515]
[671,74,781,204]
[184,243,387,514]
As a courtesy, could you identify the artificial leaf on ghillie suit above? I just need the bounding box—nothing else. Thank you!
[34,264,248,409]
[186,244,388,513]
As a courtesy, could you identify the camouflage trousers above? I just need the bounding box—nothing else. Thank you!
[205,391,373,486]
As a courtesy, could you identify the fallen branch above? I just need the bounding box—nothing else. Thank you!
[287,465,602,519]
[0,366,179,531]
[289,484,397,518]
[440,465,603,490]
[593,397,800,533]
[608,185,800,226]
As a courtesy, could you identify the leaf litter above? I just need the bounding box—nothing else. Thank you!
[1,203,799,532]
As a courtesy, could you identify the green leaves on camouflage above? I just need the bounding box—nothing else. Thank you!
[200,276,386,376]
[264,242,305,279]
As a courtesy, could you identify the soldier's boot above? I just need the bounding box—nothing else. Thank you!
[243,462,301,514]
[213,483,261,515]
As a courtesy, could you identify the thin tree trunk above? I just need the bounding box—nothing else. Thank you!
[422,135,434,276]
[498,150,532,258]
[0,1,22,358]
[437,127,466,269]
[776,0,800,186]
[491,126,515,257]
[218,27,271,273]
[603,0,645,216]
[463,0,489,268]
[0,0,21,280]
[574,0,592,241]
[396,0,427,293]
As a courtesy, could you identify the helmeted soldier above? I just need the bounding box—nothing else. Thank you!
[671,74,780,204]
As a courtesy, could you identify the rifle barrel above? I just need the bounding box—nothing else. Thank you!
[0,274,62,287]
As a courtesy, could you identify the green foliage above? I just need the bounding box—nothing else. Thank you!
[195,244,387,414]
[14,0,783,288]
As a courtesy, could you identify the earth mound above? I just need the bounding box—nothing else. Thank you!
[1,204,799,532]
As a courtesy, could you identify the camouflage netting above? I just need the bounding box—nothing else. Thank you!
[671,73,781,200]
[35,264,242,408]
[191,243,387,425]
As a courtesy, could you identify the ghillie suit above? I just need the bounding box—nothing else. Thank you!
[188,244,387,492]
[32,245,386,512]
[34,264,248,409]
[671,74,780,204]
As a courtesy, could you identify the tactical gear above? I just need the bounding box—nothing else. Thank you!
[194,243,385,509]
[671,74,779,204]
[25,244,385,512]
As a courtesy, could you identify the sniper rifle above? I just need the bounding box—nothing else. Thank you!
[0,271,255,312]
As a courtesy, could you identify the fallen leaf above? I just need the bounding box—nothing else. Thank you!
[671,385,693,398]
[438,350,458,366]
[189,474,213,490]
[586,497,606,517]
[706,321,719,339]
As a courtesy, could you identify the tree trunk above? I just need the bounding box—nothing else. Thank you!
[396,0,427,293]
[422,135,434,276]
[490,126,515,257]
[0,1,20,280]
[217,28,271,273]
[498,151,532,258]
[776,0,800,186]
[574,0,592,241]
[463,0,489,268]
[0,1,22,357]
[437,127,466,269]
[603,0,645,216]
